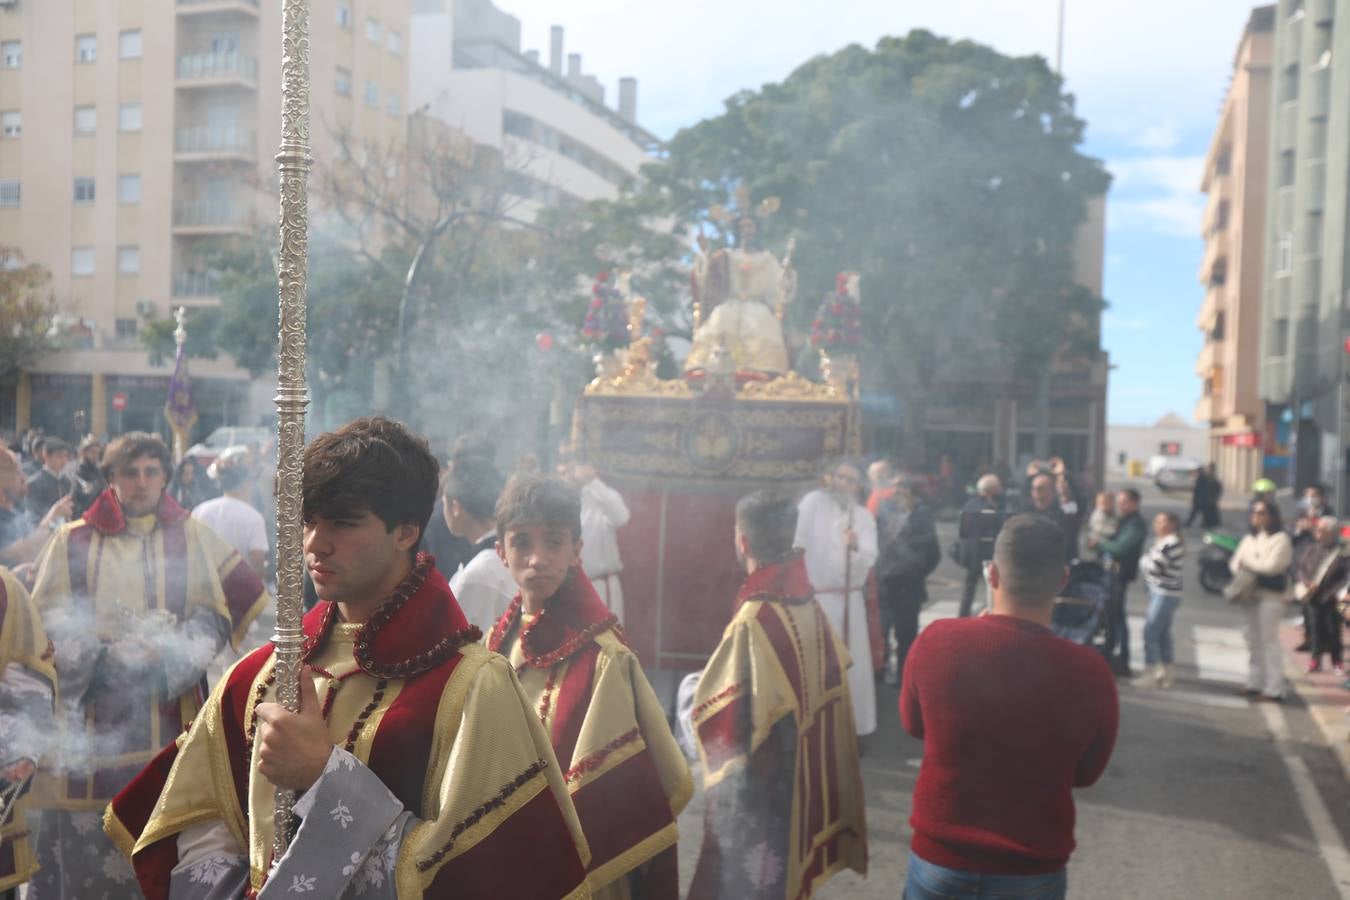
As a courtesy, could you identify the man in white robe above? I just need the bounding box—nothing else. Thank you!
[441,456,515,631]
[571,462,631,622]
[794,460,878,737]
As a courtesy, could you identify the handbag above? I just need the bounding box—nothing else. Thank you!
[1223,567,1258,605]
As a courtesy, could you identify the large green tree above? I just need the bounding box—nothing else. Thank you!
[639,30,1111,447]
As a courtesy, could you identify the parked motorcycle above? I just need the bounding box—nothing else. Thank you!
[1198,531,1239,595]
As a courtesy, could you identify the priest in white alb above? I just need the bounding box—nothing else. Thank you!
[794,460,878,737]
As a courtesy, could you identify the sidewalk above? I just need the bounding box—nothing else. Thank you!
[1281,620,1350,781]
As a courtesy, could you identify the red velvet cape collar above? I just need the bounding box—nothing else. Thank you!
[302,553,481,679]
[735,551,814,610]
[82,487,190,535]
[486,568,622,670]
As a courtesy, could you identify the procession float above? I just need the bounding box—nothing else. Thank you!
[572,195,863,669]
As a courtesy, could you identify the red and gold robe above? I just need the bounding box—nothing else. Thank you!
[688,554,867,899]
[0,565,56,891]
[29,488,267,811]
[106,555,591,899]
[487,570,692,899]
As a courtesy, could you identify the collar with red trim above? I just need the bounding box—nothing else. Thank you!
[735,552,814,609]
[81,488,189,536]
[486,568,622,670]
[301,553,481,679]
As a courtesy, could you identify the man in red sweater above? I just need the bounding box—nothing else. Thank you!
[900,514,1118,900]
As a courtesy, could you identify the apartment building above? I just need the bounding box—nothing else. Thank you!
[410,0,660,218]
[1259,0,1350,502]
[1195,6,1273,493]
[0,0,409,439]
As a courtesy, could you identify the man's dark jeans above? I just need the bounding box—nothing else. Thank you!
[959,563,983,617]
[1103,572,1132,672]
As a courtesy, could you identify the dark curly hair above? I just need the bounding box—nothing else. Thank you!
[303,417,439,554]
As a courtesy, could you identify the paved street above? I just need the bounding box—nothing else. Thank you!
[674,482,1350,898]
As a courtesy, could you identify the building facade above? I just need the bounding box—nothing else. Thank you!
[1196,5,1274,495]
[409,0,659,217]
[1259,0,1349,505]
[0,0,409,439]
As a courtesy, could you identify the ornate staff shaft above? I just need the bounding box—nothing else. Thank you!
[271,0,312,859]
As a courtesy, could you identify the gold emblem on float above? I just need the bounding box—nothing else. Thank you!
[682,410,741,472]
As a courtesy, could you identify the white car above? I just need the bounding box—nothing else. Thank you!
[1151,457,1203,492]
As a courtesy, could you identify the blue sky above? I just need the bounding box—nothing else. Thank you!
[501,0,1254,425]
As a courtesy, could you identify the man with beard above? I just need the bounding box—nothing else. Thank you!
[794,459,878,737]
[687,489,867,899]
[25,432,269,899]
[0,448,72,569]
[107,418,591,899]
[1025,472,1081,563]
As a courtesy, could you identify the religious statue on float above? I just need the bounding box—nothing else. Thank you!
[684,191,796,379]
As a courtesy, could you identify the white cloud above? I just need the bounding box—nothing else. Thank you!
[1107,154,1207,236]
[1130,121,1182,152]
[1103,313,1152,331]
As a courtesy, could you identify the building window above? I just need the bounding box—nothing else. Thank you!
[1,111,18,138]
[0,180,18,207]
[336,66,351,97]
[2,41,20,70]
[337,0,351,29]
[364,80,378,107]
[1276,232,1294,275]
[119,102,142,132]
[119,30,143,60]
[365,18,381,44]
[387,30,402,55]
[118,174,141,204]
[76,35,97,64]
[117,246,140,274]
[74,106,97,133]
[1278,150,1296,187]
[73,177,96,204]
[385,91,400,116]
[1281,64,1300,102]
[71,247,95,276]
[115,318,138,338]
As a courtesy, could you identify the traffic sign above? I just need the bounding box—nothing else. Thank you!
[111,392,128,412]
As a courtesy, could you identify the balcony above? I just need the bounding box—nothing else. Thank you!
[1195,340,1220,377]
[172,271,221,299]
[175,125,256,162]
[176,52,258,90]
[176,0,259,16]
[173,200,251,236]
[1194,394,1217,424]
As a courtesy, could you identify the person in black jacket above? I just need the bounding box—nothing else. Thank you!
[1091,488,1147,677]
[1186,464,1223,529]
[878,477,940,685]
[956,474,1007,617]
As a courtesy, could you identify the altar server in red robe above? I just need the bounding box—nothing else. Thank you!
[487,476,692,899]
[106,418,590,899]
[688,488,867,899]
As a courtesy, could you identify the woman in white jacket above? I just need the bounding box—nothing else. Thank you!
[1230,500,1294,700]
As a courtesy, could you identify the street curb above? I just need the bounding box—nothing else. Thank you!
[1281,623,1350,782]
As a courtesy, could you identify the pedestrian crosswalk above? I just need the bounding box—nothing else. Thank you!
[917,598,1262,692]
